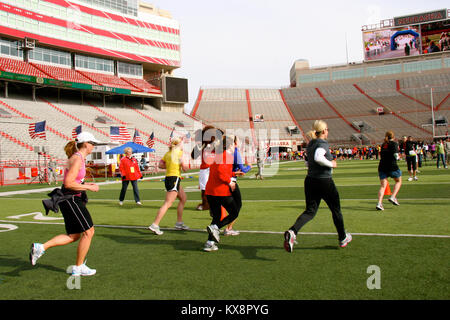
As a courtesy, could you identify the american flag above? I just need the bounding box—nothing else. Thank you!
[110,126,131,142]
[28,121,46,140]
[133,129,144,145]
[146,132,155,148]
[72,125,82,139]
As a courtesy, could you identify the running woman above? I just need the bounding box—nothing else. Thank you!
[148,138,189,235]
[191,126,223,211]
[376,131,402,211]
[283,120,352,252]
[29,132,102,276]
[223,135,252,236]
[204,135,241,251]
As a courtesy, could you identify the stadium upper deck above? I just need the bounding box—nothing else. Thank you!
[0,0,180,68]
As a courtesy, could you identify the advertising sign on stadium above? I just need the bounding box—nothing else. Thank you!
[394,9,447,26]
[0,71,131,95]
[269,140,297,148]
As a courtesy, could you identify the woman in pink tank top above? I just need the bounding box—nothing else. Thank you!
[30,132,102,276]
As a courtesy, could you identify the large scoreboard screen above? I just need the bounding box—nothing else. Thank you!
[362,9,449,61]
[163,76,189,104]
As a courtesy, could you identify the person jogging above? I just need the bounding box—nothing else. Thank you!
[191,126,223,211]
[283,120,352,252]
[376,131,402,211]
[29,132,102,276]
[223,135,252,236]
[148,138,189,235]
[203,135,241,251]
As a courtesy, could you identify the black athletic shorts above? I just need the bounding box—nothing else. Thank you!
[164,176,181,192]
[59,195,94,235]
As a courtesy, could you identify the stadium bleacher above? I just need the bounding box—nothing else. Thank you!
[0,56,48,78]
[31,62,97,85]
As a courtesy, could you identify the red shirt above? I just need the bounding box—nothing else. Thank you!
[205,151,234,197]
[119,156,141,181]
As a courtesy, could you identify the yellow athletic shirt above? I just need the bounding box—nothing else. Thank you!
[163,148,183,177]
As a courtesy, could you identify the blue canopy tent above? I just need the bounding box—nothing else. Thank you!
[390,30,419,51]
[106,141,155,154]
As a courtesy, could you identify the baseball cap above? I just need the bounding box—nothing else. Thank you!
[76,131,104,145]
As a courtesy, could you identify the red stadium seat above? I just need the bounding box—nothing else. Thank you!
[121,77,162,94]
[0,57,48,78]
[32,63,97,85]
[77,70,138,91]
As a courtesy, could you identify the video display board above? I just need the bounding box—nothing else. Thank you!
[362,9,449,61]
[363,26,421,61]
[163,76,189,104]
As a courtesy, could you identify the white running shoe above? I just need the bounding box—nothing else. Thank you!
[413,176,418,181]
[203,241,218,252]
[148,224,164,235]
[72,263,96,276]
[284,230,296,253]
[207,224,220,243]
[136,201,142,205]
[175,222,189,230]
[376,203,384,211]
[119,201,123,206]
[29,243,45,266]
[339,233,352,248]
[408,177,413,181]
[388,197,400,206]
[224,229,240,236]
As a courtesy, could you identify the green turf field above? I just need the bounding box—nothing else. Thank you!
[0,160,449,300]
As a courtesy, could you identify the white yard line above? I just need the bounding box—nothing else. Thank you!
[1,219,448,239]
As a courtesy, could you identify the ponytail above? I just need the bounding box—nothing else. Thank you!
[384,131,394,144]
[64,140,84,158]
[306,130,316,140]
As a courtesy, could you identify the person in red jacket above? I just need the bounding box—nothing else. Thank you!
[119,147,142,205]
[203,135,240,252]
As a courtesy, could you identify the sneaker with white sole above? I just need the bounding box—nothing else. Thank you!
[388,197,400,206]
[29,243,45,266]
[72,263,96,276]
[175,222,189,230]
[339,233,352,248]
[376,203,384,211]
[148,224,164,235]
[408,177,413,181]
[203,241,218,252]
[119,201,123,206]
[207,224,220,243]
[413,176,418,181]
[284,230,296,253]
[136,201,142,205]
[224,229,240,236]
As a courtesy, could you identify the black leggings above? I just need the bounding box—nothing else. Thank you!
[207,193,240,241]
[290,176,346,241]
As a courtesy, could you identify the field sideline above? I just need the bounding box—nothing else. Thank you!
[0,159,449,301]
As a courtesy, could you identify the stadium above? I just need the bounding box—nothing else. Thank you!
[0,0,449,310]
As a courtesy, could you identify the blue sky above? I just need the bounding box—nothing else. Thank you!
[147,1,449,113]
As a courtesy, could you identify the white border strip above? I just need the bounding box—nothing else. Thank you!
[1,220,448,238]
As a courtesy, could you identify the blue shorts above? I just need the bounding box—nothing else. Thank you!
[378,169,402,180]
